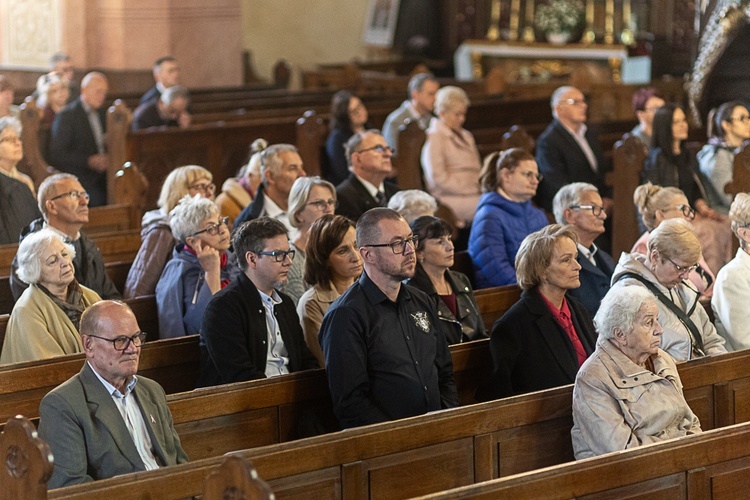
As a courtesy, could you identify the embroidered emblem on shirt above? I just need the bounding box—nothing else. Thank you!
[411,312,431,333]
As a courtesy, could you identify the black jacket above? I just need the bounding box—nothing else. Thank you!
[535,119,609,212]
[0,175,41,245]
[405,264,486,344]
[567,249,616,318]
[485,287,596,399]
[335,174,399,222]
[198,272,318,387]
[234,183,267,228]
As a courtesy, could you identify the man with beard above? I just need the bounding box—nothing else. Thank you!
[319,208,458,429]
[197,217,317,387]
[10,173,121,301]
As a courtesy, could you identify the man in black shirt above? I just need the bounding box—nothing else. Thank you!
[319,208,458,428]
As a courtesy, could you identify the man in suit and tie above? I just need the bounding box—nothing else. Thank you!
[336,129,399,222]
[553,182,615,317]
[535,86,612,213]
[49,72,110,207]
[38,301,188,489]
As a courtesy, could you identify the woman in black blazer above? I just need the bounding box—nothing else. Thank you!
[485,224,597,399]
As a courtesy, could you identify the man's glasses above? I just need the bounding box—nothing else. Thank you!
[189,182,215,194]
[570,204,606,217]
[257,249,296,262]
[673,204,695,220]
[306,199,338,210]
[87,332,147,351]
[363,235,418,254]
[191,217,229,237]
[357,145,395,155]
[49,190,90,202]
[666,256,698,274]
[562,98,586,106]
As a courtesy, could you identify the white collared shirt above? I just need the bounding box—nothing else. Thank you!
[262,195,295,237]
[561,122,598,173]
[353,173,385,200]
[257,289,290,377]
[578,243,598,267]
[88,362,160,470]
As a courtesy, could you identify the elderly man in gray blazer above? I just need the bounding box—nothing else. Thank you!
[38,301,188,489]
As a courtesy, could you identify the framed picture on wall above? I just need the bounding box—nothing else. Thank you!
[362,0,401,47]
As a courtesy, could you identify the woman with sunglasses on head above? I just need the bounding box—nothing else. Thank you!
[698,101,750,215]
[155,195,234,339]
[284,176,337,305]
[612,218,726,361]
[124,164,215,298]
[469,148,549,288]
[406,216,486,345]
[1,229,100,364]
[633,183,716,299]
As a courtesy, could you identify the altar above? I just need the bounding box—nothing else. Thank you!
[454,40,651,84]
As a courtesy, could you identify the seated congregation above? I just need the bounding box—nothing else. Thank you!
[2,63,749,495]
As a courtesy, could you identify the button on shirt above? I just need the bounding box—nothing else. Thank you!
[258,289,290,377]
[89,362,160,470]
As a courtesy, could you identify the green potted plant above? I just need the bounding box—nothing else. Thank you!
[535,0,584,44]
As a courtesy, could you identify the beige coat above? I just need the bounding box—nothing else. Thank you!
[421,119,482,222]
[1,284,101,365]
[296,284,341,368]
[571,339,701,459]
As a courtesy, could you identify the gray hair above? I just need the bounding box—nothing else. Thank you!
[435,86,470,115]
[288,176,336,229]
[594,286,656,341]
[261,144,298,185]
[0,116,21,137]
[15,229,76,284]
[729,193,750,250]
[551,86,578,109]
[49,52,71,66]
[552,182,599,225]
[387,189,438,224]
[344,129,383,168]
[160,85,190,105]
[408,73,438,98]
[168,195,218,243]
[37,173,78,217]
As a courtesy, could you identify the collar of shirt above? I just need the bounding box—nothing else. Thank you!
[43,222,81,243]
[539,291,572,326]
[156,82,167,94]
[577,242,598,266]
[360,270,407,305]
[88,361,138,397]
[560,120,587,138]
[257,287,283,306]
[262,195,286,219]
[353,173,385,199]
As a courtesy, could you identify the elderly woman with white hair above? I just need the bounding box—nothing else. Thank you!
[571,285,701,459]
[421,85,482,226]
[155,195,232,338]
[387,189,438,223]
[0,229,101,364]
[712,193,750,350]
[284,176,336,305]
[612,218,727,361]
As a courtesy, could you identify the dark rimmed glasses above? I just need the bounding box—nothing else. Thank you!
[50,190,90,202]
[87,332,147,351]
[357,145,395,155]
[189,182,216,194]
[674,204,695,220]
[363,235,418,254]
[257,249,296,262]
[191,217,229,237]
[570,204,606,217]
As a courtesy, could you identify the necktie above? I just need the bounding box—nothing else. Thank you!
[375,191,386,206]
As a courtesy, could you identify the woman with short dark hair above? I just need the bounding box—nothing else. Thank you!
[297,214,362,366]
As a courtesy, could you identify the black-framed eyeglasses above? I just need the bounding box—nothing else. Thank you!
[357,145,395,155]
[570,204,606,217]
[257,249,296,262]
[363,235,418,254]
[189,182,216,193]
[191,216,229,237]
[87,332,147,351]
[49,190,90,202]
[518,170,543,181]
[306,199,338,210]
[666,256,698,274]
[674,204,695,220]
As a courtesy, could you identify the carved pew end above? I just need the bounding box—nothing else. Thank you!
[0,415,54,500]
[203,455,275,500]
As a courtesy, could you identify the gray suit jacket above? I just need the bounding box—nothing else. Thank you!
[38,362,188,489]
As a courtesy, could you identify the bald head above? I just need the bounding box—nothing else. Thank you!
[80,300,137,338]
[81,72,109,109]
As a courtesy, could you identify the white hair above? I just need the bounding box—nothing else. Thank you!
[387,189,438,223]
[594,286,655,340]
[15,229,76,284]
[168,195,219,243]
[552,182,599,225]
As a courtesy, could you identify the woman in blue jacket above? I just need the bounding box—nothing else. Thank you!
[469,148,549,288]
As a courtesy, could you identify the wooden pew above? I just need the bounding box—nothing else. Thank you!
[44,348,750,499]
[0,415,53,500]
[607,134,647,258]
[418,422,750,499]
